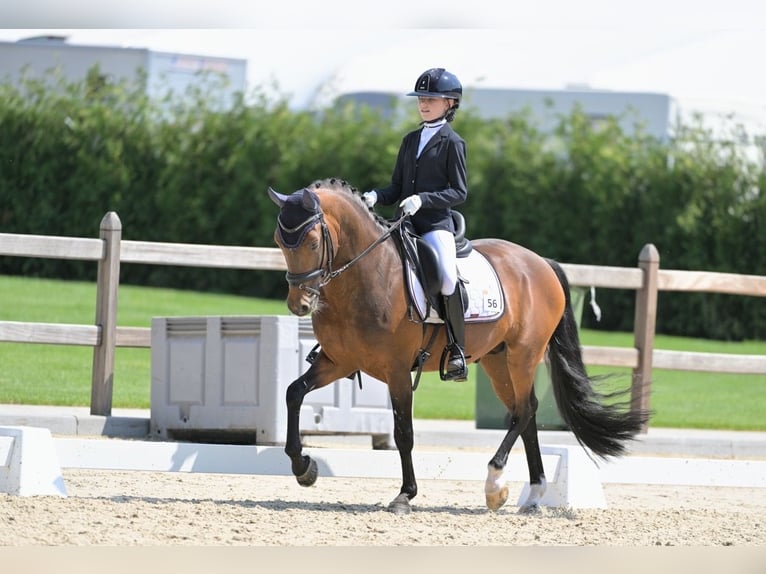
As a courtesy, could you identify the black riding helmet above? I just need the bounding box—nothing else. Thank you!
[407,68,462,122]
[407,68,462,99]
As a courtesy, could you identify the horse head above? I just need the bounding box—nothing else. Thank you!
[269,178,401,319]
[268,186,332,316]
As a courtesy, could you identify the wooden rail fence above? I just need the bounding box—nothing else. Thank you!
[2,212,765,430]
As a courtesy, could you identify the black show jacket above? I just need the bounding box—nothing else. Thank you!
[376,122,467,235]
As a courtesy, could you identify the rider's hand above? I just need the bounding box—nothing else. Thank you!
[362,191,377,208]
[399,195,422,216]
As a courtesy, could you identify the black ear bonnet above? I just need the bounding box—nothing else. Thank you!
[275,188,322,248]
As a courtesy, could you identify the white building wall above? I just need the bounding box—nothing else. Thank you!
[0,36,246,110]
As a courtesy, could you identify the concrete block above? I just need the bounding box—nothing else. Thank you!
[0,413,78,435]
[517,445,606,509]
[0,426,67,497]
[76,414,150,438]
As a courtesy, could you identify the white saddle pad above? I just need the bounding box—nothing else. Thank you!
[407,248,505,323]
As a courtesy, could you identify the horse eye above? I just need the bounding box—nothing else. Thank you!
[310,240,320,250]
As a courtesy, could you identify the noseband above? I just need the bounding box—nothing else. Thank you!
[278,206,408,297]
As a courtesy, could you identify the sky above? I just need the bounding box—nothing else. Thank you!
[1,1,765,132]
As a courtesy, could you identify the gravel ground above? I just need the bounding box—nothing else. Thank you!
[1,469,765,546]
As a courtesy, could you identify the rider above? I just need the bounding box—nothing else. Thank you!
[363,67,468,381]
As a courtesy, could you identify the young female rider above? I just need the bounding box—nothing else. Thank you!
[363,67,468,381]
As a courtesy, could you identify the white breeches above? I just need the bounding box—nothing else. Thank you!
[422,229,457,295]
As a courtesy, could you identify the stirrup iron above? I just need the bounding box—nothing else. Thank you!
[439,344,467,381]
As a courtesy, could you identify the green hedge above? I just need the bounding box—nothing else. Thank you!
[1,71,764,339]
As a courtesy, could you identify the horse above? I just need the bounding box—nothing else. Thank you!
[268,177,649,515]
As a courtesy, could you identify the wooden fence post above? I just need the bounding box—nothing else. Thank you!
[632,243,659,432]
[90,212,122,416]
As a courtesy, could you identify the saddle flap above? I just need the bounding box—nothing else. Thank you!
[398,220,442,300]
[415,238,443,298]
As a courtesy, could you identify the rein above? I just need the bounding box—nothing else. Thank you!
[283,211,408,296]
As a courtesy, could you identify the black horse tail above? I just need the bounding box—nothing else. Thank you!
[544,258,650,459]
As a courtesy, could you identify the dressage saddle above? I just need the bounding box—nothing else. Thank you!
[395,211,472,318]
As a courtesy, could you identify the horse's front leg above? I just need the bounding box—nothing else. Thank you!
[284,353,344,487]
[284,371,317,485]
[386,373,417,515]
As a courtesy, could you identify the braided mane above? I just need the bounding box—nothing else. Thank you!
[309,177,358,195]
[309,177,389,229]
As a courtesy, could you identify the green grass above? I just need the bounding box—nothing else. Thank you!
[1,275,765,430]
[0,276,287,408]
[574,330,766,429]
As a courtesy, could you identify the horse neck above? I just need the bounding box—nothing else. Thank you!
[323,204,402,301]
[333,214,398,270]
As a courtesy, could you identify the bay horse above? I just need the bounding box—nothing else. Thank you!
[268,178,649,515]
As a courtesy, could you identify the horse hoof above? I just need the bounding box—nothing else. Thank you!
[485,484,509,511]
[518,481,546,513]
[388,493,411,515]
[296,458,318,487]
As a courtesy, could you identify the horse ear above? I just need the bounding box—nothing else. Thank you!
[268,187,288,207]
[301,188,320,212]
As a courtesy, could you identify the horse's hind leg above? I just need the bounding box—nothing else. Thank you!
[480,351,540,512]
[386,371,418,515]
[518,408,547,513]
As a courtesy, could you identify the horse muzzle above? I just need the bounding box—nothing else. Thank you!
[287,287,319,316]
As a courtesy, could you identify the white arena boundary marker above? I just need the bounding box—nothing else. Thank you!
[517,445,607,509]
[53,437,766,504]
[55,437,567,482]
[55,438,603,508]
[0,426,67,497]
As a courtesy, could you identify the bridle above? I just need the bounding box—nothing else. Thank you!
[278,211,333,296]
[278,208,408,297]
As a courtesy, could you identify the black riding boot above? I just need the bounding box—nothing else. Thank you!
[440,289,468,381]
